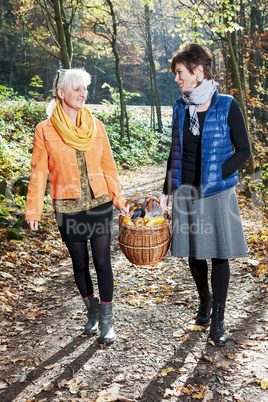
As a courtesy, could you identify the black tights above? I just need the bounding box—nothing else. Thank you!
[65,234,113,302]
[189,257,230,304]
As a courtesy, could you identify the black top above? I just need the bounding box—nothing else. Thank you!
[163,99,251,194]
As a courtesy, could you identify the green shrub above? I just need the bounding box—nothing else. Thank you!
[0,98,47,179]
[94,108,171,170]
[246,164,268,215]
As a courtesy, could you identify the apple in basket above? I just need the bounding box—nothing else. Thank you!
[123,216,135,226]
[133,217,145,227]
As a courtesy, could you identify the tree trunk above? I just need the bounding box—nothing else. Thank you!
[227,31,254,176]
[144,4,163,133]
[106,0,128,140]
[112,42,126,139]
[159,0,174,106]
[52,0,72,68]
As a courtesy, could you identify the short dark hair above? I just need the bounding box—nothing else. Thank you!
[171,43,213,79]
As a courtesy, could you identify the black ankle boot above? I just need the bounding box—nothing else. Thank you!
[208,301,228,346]
[195,286,212,326]
[83,297,99,335]
[99,302,116,344]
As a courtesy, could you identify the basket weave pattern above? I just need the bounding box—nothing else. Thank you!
[118,195,170,266]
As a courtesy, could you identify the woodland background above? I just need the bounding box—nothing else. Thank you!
[0,0,267,242]
[0,2,268,399]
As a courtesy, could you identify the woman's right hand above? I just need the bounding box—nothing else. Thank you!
[27,220,39,231]
[120,204,131,217]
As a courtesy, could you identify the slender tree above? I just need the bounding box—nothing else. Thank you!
[89,0,129,139]
[14,0,83,68]
[144,3,163,132]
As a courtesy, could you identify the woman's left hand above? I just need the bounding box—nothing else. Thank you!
[159,194,169,212]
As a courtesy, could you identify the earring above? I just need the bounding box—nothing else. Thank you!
[196,76,201,83]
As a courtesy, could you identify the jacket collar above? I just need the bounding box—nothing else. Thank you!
[175,89,219,110]
[47,118,54,126]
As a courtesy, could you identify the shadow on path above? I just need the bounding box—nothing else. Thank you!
[137,290,267,401]
[0,334,99,402]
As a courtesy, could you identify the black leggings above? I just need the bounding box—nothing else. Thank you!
[65,234,113,303]
[189,257,230,304]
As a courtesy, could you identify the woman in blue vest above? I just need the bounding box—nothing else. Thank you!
[161,44,251,346]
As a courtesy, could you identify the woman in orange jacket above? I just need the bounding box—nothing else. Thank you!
[25,68,126,344]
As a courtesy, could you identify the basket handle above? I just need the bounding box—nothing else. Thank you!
[125,194,160,207]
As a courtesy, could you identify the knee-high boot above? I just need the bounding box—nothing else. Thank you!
[196,285,212,326]
[208,301,228,346]
[99,302,116,344]
[83,297,99,335]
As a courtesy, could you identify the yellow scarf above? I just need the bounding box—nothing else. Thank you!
[51,100,97,151]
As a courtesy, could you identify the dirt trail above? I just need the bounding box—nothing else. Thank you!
[0,164,267,402]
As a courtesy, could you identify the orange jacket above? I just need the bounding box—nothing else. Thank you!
[25,117,125,221]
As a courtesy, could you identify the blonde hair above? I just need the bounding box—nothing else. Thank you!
[46,68,91,117]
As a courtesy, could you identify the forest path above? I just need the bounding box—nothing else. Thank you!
[0,163,267,402]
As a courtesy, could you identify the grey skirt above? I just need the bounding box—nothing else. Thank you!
[171,185,247,260]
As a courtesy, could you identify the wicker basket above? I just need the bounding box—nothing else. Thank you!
[118,194,171,266]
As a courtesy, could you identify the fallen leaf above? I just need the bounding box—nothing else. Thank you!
[43,383,54,392]
[114,373,125,382]
[163,388,174,398]
[226,353,236,360]
[233,392,246,402]
[215,362,231,371]
[173,329,185,338]
[160,367,174,377]
[0,272,13,279]
[57,379,68,388]
[44,364,55,370]
[202,354,214,364]
[247,258,259,266]
[69,379,79,394]
[96,383,122,402]
[0,381,8,389]
[193,325,203,331]
[217,389,230,396]
[82,364,92,372]
[80,390,88,398]
[192,385,213,400]
[180,385,193,395]
[202,388,214,402]
[261,379,268,389]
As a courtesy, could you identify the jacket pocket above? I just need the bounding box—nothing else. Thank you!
[45,133,66,153]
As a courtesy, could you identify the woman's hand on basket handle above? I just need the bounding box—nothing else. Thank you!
[120,204,131,217]
[159,194,169,212]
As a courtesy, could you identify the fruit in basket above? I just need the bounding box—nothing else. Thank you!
[146,216,166,226]
[133,217,145,226]
[123,216,132,224]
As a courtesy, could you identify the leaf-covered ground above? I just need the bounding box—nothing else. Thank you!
[0,164,268,402]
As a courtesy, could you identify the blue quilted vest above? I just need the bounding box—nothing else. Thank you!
[170,91,238,197]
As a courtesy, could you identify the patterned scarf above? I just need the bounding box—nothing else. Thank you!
[182,80,218,136]
[51,100,97,151]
